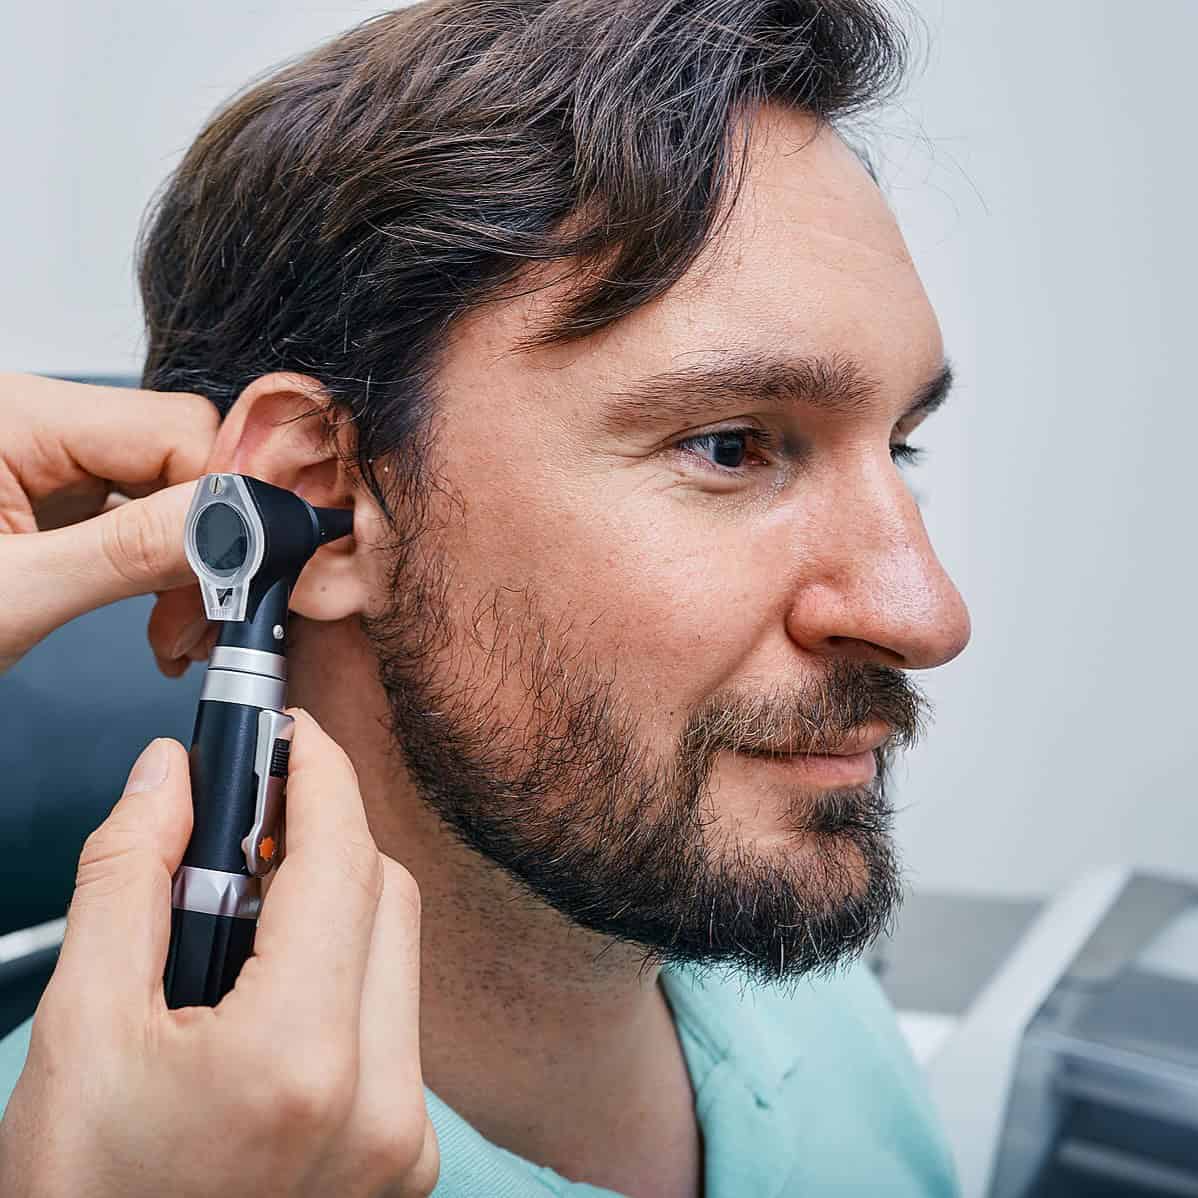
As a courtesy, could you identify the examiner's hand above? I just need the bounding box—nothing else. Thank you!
[0,710,438,1197]
[0,372,220,673]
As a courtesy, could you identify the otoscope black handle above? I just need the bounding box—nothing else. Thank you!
[164,696,270,1009]
[163,581,294,1009]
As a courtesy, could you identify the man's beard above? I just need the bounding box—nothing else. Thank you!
[363,501,929,985]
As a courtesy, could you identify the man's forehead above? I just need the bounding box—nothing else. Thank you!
[735,103,913,263]
[445,104,939,418]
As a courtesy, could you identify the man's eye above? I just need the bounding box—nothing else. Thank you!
[675,430,926,475]
[890,442,926,467]
[676,428,775,472]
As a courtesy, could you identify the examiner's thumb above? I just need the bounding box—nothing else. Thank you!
[53,738,195,1010]
[105,738,194,854]
[45,482,198,619]
[92,482,198,594]
[3,483,200,674]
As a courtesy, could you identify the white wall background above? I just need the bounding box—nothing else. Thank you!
[2,1,1194,899]
[875,0,1198,898]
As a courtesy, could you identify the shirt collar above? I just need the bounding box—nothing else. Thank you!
[660,963,805,1101]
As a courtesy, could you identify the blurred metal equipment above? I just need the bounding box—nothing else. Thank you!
[927,867,1198,1198]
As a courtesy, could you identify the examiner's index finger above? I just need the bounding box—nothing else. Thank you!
[19,378,222,500]
[40,380,220,497]
[239,708,383,1034]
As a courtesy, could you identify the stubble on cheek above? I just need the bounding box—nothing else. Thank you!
[367,502,632,802]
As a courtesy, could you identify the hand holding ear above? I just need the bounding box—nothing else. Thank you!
[0,373,219,673]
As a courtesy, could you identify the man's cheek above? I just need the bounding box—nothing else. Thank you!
[571,574,748,733]
[451,480,753,709]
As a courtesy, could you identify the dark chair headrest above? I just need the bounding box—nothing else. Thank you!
[0,596,203,935]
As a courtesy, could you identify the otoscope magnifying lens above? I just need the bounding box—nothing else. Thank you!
[195,503,250,574]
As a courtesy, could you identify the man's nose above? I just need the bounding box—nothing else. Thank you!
[784,469,971,671]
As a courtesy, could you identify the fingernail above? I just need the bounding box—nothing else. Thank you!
[170,617,208,659]
[124,740,170,795]
[188,626,220,662]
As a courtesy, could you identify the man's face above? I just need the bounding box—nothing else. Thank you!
[361,104,971,982]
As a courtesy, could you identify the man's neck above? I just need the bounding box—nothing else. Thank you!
[288,619,703,1198]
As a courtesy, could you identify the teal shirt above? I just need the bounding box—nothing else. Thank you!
[0,961,958,1196]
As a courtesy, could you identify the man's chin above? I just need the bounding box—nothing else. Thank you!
[618,784,902,982]
[694,831,883,942]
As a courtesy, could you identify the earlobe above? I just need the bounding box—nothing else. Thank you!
[204,371,376,621]
[288,533,373,622]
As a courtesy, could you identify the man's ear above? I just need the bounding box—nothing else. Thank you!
[206,371,376,621]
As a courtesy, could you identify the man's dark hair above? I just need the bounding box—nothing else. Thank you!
[138,0,916,515]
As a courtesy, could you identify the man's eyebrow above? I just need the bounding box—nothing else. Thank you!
[601,352,955,432]
[903,359,955,422]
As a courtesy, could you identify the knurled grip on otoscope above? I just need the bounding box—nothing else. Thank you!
[163,473,353,1009]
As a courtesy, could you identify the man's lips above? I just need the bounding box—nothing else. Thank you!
[732,724,892,787]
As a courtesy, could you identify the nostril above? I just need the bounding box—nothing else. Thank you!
[824,635,907,668]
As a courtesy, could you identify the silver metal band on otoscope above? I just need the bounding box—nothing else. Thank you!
[199,647,288,710]
[209,646,288,681]
[171,866,262,920]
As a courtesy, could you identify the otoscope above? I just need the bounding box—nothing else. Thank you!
[163,473,353,1009]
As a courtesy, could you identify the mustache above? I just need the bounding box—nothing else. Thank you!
[681,661,931,760]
